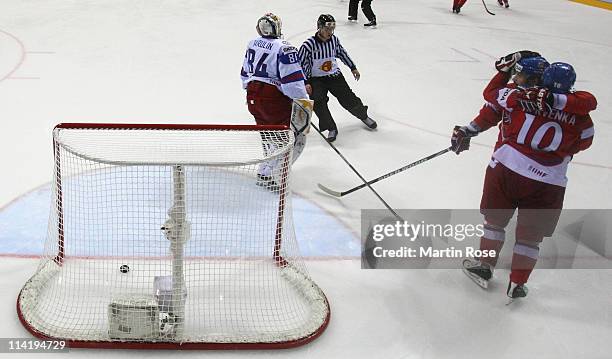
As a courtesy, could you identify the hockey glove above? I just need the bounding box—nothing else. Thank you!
[520,88,554,112]
[451,124,479,155]
[495,50,541,73]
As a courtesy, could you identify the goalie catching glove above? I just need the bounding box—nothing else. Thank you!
[495,50,541,73]
[451,123,480,155]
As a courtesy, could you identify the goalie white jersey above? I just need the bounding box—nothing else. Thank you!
[240,37,308,100]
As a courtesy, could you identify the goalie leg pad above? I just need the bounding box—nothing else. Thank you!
[292,132,306,164]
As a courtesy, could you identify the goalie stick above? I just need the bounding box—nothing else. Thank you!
[318,147,451,197]
[482,0,496,15]
[311,123,403,221]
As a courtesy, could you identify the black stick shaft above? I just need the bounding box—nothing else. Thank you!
[311,123,402,221]
[340,147,451,196]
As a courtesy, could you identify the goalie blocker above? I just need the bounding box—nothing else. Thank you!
[290,98,313,162]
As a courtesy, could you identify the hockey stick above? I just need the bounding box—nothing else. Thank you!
[311,123,403,221]
[318,147,452,197]
[482,0,496,15]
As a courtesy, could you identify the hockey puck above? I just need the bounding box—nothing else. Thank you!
[119,264,130,273]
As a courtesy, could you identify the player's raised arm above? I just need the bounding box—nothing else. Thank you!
[482,50,544,105]
[484,56,549,112]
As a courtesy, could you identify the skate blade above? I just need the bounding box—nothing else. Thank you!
[506,288,528,305]
[462,268,489,289]
[505,297,521,306]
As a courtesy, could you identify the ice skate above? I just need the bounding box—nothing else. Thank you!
[506,281,528,304]
[361,116,378,129]
[497,0,504,6]
[327,129,338,142]
[348,16,358,23]
[504,1,510,8]
[256,174,280,192]
[462,258,492,289]
[453,7,461,14]
[363,20,377,28]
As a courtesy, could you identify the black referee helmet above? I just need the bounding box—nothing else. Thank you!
[317,14,336,29]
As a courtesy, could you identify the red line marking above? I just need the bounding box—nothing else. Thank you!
[0,29,26,83]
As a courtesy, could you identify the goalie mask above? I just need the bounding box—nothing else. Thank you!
[256,13,282,38]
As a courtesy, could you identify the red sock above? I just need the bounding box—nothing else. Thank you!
[509,243,539,284]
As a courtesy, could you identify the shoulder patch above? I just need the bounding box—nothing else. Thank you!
[281,46,298,54]
[279,48,300,65]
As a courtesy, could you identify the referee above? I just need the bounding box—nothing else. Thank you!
[298,14,377,142]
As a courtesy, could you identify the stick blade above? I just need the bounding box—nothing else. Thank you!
[317,183,342,197]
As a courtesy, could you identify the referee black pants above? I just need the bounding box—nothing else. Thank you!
[349,0,376,22]
[309,72,368,132]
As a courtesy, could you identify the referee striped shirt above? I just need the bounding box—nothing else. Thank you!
[298,34,356,80]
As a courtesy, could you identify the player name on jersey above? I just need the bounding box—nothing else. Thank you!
[253,39,273,50]
[517,101,577,125]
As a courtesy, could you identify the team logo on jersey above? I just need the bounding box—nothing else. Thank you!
[320,61,333,72]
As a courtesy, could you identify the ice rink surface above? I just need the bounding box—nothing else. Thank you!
[0,0,611,358]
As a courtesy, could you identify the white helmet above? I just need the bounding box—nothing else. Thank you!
[256,13,282,38]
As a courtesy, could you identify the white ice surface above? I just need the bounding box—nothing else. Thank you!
[1,1,611,358]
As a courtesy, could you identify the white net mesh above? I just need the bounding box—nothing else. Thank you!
[17,125,329,349]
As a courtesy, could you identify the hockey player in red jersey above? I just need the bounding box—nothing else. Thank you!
[451,52,597,300]
[452,0,468,13]
[458,51,596,150]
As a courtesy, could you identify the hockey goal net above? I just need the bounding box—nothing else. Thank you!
[17,123,330,349]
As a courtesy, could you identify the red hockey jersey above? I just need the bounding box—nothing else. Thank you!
[476,72,596,187]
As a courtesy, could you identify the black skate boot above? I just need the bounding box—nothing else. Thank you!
[504,0,509,8]
[497,0,504,5]
[364,20,377,28]
[327,129,338,142]
[348,16,357,22]
[361,116,377,129]
[256,174,280,192]
[507,282,528,299]
[462,258,493,289]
